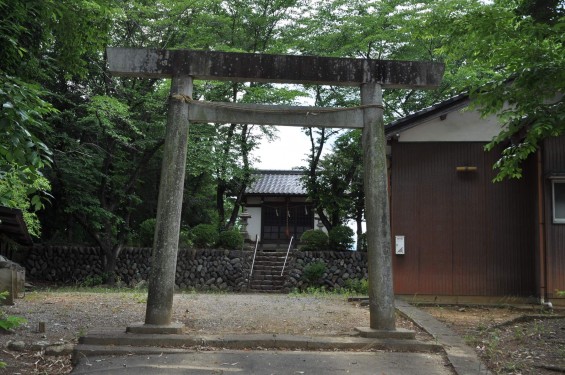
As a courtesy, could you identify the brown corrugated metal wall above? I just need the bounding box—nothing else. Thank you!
[391,142,537,297]
[543,136,565,299]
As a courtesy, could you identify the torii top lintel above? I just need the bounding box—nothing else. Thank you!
[107,48,444,89]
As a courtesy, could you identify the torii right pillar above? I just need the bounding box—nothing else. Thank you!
[360,82,397,333]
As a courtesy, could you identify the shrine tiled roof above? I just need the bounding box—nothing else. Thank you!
[246,170,307,196]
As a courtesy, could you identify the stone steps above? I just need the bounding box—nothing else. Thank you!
[249,252,290,293]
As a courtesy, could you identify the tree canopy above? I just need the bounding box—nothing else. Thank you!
[1,0,563,265]
[426,0,565,180]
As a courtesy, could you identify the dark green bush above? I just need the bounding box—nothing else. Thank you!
[218,229,243,249]
[138,218,156,247]
[81,274,105,287]
[302,260,327,284]
[191,224,219,248]
[179,227,192,248]
[299,229,328,251]
[328,225,354,251]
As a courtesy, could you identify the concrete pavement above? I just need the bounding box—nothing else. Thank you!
[72,350,453,375]
[395,299,491,375]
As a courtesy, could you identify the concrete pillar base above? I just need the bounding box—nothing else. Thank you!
[126,322,185,334]
[355,327,415,339]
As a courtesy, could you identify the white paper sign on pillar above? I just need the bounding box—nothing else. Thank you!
[395,235,405,255]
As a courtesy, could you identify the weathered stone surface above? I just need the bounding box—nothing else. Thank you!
[45,343,74,356]
[107,48,445,89]
[7,341,26,351]
[30,340,51,350]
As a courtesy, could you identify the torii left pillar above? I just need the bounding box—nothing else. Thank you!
[128,75,192,333]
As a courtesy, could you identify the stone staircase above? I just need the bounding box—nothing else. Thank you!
[249,251,289,292]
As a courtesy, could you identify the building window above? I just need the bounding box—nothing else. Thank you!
[553,180,565,223]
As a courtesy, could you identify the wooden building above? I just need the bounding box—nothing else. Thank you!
[0,206,31,304]
[386,94,565,305]
[0,206,32,256]
[242,170,319,248]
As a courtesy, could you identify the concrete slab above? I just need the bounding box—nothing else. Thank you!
[76,331,441,354]
[395,299,492,375]
[71,349,454,375]
[126,322,185,334]
[355,326,416,339]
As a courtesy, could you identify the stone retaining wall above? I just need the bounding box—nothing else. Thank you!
[283,250,368,290]
[23,246,368,291]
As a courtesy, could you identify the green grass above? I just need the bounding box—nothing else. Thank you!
[289,285,367,298]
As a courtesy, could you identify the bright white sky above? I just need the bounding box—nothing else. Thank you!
[253,126,312,170]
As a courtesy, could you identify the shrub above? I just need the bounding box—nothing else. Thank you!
[179,227,192,248]
[299,229,328,251]
[0,292,26,368]
[344,278,369,295]
[218,229,244,249]
[0,291,26,331]
[81,274,105,287]
[328,225,354,251]
[138,218,156,247]
[302,260,327,284]
[191,224,219,248]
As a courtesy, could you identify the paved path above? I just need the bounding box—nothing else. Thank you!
[396,299,491,375]
[72,350,453,375]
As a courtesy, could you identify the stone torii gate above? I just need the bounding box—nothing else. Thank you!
[106,47,444,334]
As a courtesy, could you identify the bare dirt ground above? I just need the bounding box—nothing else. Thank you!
[0,288,563,375]
[421,305,565,375]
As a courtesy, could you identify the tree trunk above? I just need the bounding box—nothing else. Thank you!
[226,124,252,229]
[356,215,363,252]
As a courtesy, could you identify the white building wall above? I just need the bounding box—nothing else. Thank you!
[397,107,502,142]
[246,206,262,241]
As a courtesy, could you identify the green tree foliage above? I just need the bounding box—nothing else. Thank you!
[9,0,560,285]
[0,172,50,238]
[294,1,450,234]
[0,76,54,233]
[137,218,157,247]
[0,0,114,235]
[28,0,306,282]
[425,0,565,180]
[304,131,364,230]
[194,0,305,231]
[288,0,449,121]
[328,225,354,252]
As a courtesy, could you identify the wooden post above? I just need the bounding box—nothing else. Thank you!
[144,75,192,326]
[361,82,396,331]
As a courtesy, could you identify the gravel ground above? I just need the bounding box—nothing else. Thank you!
[3,288,563,375]
[0,289,427,374]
